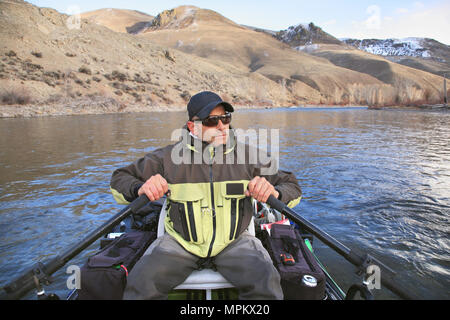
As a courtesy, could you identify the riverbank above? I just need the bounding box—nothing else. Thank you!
[0,97,369,118]
[368,104,449,111]
[0,97,183,118]
[4,100,449,119]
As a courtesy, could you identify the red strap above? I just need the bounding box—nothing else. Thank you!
[120,265,128,277]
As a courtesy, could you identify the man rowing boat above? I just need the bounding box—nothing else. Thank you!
[110,91,302,299]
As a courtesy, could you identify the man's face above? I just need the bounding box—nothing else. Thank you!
[189,105,230,146]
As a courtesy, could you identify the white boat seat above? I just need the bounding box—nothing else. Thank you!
[174,269,235,291]
[157,198,255,299]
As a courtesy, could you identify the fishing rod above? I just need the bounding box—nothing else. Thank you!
[0,195,150,300]
[266,195,418,300]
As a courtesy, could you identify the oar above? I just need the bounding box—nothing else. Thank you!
[0,194,150,300]
[266,195,418,300]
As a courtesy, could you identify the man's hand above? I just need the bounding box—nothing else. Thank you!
[245,176,279,203]
[138,174,169,201]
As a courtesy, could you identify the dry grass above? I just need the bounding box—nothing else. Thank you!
[0,86,32,105]
[315,82,439,107]
[80,8,154,33]
[311,48,443,106]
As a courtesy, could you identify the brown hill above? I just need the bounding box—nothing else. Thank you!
[0,0,302,116]
[305,44,444,104]
[342,38,450,78]
[138,6,391,105]
[0,1,446,117]
[80,8,154,34]
[387,56,450,78]
[275,22,342,47]
[139,6,445,106]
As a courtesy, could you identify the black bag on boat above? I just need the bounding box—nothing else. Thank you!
[261,224,326,300]
[76,231,156,300]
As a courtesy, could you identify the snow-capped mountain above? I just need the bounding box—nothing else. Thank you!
[342,38,448,61]
[342,37,450,77]
[249,21,449,77]
[275,22,341,47]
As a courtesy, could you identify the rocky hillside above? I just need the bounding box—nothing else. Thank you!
[275,23,342,47]
[310,44,443,102]
[342,38,450,77]
[272,24,449,79]
[138,6,444,106]
[80,8,154,34]
[0,1,447,117]
[0,1,301,116]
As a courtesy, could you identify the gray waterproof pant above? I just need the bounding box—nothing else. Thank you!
[123,231,283,300]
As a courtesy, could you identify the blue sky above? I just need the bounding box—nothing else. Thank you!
[28,0,450,44]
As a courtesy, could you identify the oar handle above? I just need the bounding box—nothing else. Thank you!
[129,194,150,213]
[266,194,287,213]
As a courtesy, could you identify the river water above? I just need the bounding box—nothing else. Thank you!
[0,107,449,299]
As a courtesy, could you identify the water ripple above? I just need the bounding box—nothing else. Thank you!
[0,109,449,299]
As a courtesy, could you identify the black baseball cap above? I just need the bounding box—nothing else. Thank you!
[187,91,234,120]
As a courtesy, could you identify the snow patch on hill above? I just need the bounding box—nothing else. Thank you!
[279,23,311,43]
[343,38,432,58]
[294,44,320,53]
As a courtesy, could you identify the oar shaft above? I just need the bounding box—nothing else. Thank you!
[266,195,418,300]
[56,194,150,268]
[58,206,132,266]
[0,195,149,300]
[282,202,352,257]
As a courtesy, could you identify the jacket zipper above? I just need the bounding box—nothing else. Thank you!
[186,202,197,242]
[235,198,244,237]
[229,198,237,240]
[207,147,216,258]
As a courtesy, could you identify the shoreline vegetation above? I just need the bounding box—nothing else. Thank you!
[0,99,354,119]
[0,96,447,119]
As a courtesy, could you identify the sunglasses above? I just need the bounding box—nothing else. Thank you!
[195,113,232,127]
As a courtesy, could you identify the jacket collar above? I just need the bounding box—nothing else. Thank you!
[182,125,236,155]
